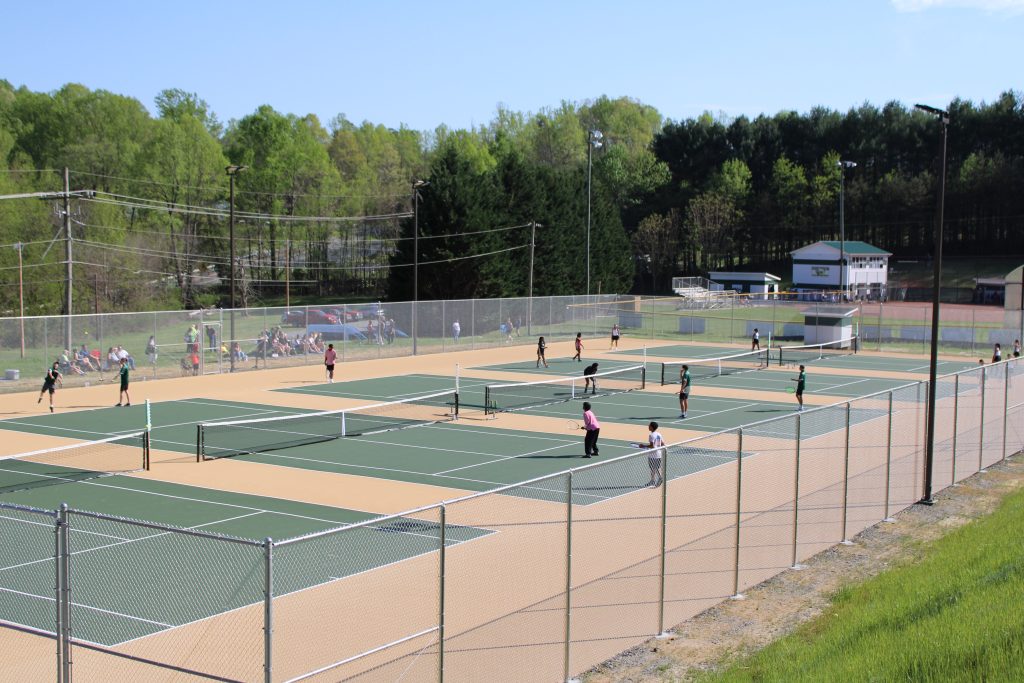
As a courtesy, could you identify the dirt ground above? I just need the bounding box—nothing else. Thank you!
[580,452,1024,683]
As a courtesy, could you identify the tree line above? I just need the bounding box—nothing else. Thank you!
[1,80,1021,316]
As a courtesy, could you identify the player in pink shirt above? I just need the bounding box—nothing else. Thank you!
[324,343,337,383]
[581,401,600,458]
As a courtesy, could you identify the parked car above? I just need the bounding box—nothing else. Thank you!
[280,309,339,326]
[324,307,362,322]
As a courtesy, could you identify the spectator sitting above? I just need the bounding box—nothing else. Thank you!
[106,347,119,372]
[74,348,95,373]
[115,346,136,371]
[61,349,84,375]
[77,345,99,371]
[231,342,248,362]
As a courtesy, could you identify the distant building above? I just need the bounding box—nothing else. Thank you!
[790,241,892,300]
[707,272,781,298]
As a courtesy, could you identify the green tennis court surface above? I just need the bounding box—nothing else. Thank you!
[661,368,913,398]
[0,461,488,647]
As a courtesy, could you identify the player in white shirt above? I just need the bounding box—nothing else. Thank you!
[642,421,665,487]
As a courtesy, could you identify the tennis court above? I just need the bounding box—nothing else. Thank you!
[471,357,644,375]
[0,444,489,647]
[0,397,681,504]
[620,342,978,374]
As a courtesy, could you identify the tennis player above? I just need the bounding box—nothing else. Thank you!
[324,343,337,383]
[573,332,583,362]
[1014,339,1021,358]
[642,421,665,487]
[581,401,600,458]
[752,328,760,351]
[37,361,62,413]
[678,364,691,418]
[992,343,1002,363]
[114,357,131,407]
[792,364,806,411]
[583,362,599,394]
[610,323,621,349]
[536,336,549,368]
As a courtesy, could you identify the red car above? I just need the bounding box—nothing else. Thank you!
[280,309,339,326]
[324,307,362,322]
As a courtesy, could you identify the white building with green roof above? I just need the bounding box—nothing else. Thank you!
[790,240,892,299]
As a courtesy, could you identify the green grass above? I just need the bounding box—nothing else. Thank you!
[699,483,1024,683]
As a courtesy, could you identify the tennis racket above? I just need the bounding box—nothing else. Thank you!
[628,442,646,449]
[785,386,796,394]
[567,419,582,430]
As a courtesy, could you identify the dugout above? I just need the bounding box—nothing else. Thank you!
[801,306,857,345]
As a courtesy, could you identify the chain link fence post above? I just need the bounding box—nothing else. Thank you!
[731,428,745,600]
[59,503,71,683]
[791,414,804,570]
[438,504,446,683]
[884,392,895,522]
[657,442,669,637]
[1002,361,1010,462]
[563,469,574,683]
[951,375,959,484]
[841,402,853,545]
[979,367,987,472]
[264,537,273,683]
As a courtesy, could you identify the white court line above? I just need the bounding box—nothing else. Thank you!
[0,586,175,629]
[432,442,578,476]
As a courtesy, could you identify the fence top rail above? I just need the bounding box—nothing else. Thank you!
[0,501,57,517]
[67,507,264,546]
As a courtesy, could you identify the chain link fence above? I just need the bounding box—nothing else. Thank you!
[1,359,1021,682]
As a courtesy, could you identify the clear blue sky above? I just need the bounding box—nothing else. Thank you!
[3,0,1021,131]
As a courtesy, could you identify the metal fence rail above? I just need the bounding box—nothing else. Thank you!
[1,358,1021,682]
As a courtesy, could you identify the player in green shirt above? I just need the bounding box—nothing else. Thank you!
[792,365,806,411]
[114,358,131,407]
[678,364,691,419]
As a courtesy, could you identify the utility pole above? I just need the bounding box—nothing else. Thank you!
[226,165,247,372]
[63,167,72,351]
[528,221,539,335]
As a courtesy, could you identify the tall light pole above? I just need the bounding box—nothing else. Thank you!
[412,180,429,355]
[837,160,857,300]
[586,130,603,297]
[915,103,949,505]
[226,164,247,372]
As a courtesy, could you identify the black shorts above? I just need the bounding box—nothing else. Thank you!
[325,364,335,372]
[42,382,55,395]
[611,334,620,341]
[679,391,689,400]
[796,389,804,397]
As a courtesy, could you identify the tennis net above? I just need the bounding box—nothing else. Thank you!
[197,390,459,461]
[660,349,770,385]
[0,431,149,495]
[778,336,859,366]
[484,365,645,415]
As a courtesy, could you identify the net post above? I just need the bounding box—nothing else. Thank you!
[143,432,151,471]
[643,345,647,368]
[341,411,347,438]
[453,391,459,420]
[978,367,987,473]
[438,504,446,681]
[455,364,460,395]
[196,424,203,463]
[640,366,646,390]
[731,429,744,600]
[484,387,492,417]
[791,414,804,570]
[145,398,152,433]
[563,470,574,683]
[264,537,273,683]
[840,402,852,545]
[660,363,666,386]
